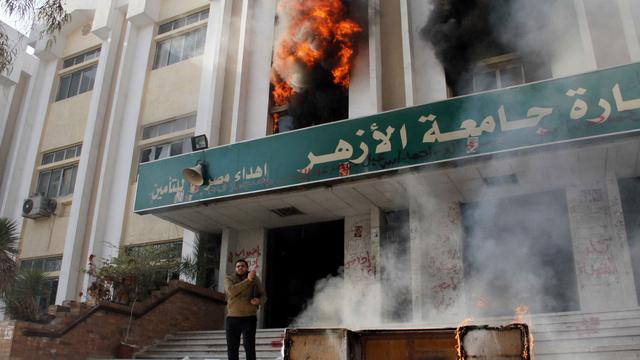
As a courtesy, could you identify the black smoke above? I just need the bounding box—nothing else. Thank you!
[421,0,558,95]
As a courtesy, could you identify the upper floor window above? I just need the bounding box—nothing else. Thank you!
[473,55,525,93]
[142,114,196,140]
[36,144,81,198]
[158,8,209,35]
[153,27,206,69]
[56,48,100,101]
[139,114,196,164]
[41,144,82,165]
[56,64,97,101]
[62,48,100,69]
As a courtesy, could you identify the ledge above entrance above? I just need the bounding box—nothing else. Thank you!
[135,62,640,228]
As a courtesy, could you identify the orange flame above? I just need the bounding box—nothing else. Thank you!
[514,305,529,324]
[270,0,362,106]
[514,306,534,359]
[455,318,473,359]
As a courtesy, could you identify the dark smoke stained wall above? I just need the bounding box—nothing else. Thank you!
[420,0,559,96]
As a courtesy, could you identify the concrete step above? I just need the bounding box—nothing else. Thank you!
[135,329,284,360]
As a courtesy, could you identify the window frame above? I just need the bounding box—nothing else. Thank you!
[472,54,526,93]
[138,114,197,165]
[152,9,209,70]
[37,144,82,199]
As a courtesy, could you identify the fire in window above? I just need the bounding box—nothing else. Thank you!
[269,0,363,133]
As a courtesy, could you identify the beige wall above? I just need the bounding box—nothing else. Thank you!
[380,0,406,111]
[40,92,91,151]
[20,214,69,258]
[159,0,209,22]
[63,23,101,58]
[123,184,183,246]
[140,56,203,125]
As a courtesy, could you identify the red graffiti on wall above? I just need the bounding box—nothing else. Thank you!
[228,245,262,270]
[344,251,373,277]
[431,276,459,310]
[576,317,600,335]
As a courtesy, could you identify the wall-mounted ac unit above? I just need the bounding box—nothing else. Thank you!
[22,194,57,219]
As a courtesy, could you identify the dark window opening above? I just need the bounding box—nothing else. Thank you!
[381,209,412,323]
[461,190,579,316]
[618,177,640,305]
[421,0,555,98]
[265,220,344,328]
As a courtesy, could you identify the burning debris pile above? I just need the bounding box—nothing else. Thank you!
[270,0,363,132]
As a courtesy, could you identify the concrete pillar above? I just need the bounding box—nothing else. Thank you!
[400,0,447,106]
[195,0,233,145]
[56,8,125,304]
[617,0,640,61]
[82,2,158,296]
[0,56,53,226]
[573,0,598,70]
[410,191,464,323]
[349,0,382,117]
[230,0,277,141]
[181,0,234,265]
[567,176,637,311]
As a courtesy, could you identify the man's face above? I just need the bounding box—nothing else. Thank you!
[235,262,248,276]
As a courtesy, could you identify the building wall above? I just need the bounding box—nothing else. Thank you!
[1,0,639,324]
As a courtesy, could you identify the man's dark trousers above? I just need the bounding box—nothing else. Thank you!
[226,316,257,360]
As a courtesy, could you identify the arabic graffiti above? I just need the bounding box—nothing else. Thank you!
[136,63,640,212]
[228,245,262,270]
[344,251,374,281]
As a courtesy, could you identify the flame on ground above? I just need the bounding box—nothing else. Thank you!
[270,0,363,106]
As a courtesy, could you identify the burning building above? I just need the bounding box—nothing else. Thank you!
[1,0,640,358]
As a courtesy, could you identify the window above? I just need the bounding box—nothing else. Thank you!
[473,56,525,93]
[62,48,101,69]
[55,65,97,101]
[158,9,209,35]
[41,144,82,165]
[39,278,59,312]
[140,138,192,164]
[37,165,78,198]
[126,241,182,260]
[153,27,207,69]
[21,256,62,272]
[139,115,196,164]
[37,144,81,198]
[142,115,196,140]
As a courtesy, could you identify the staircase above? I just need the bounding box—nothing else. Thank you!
[530,308,640,359]
[134,328,285,359]
[131,309,640,359]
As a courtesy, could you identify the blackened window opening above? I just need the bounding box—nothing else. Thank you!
[421,0,554,97]
[617,177,640,305]
[461,190,579,316]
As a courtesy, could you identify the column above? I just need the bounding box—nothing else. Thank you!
[400,0,447,106]
[349,0,382,117]
[410,186,464,323]
[56,5,126,304]
[617,0,640,61]
[81,0,159,296]
[566,175,637,311]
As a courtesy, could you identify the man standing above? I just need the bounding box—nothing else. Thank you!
[224,259,267,360]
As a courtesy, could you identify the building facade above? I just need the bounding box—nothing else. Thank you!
[2,0,640,348]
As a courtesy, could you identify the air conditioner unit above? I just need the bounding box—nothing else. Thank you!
[22,194,57,219]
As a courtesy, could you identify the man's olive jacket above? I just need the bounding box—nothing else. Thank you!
[224,273,267,317]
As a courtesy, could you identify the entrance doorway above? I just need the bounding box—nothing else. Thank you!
[265,220,344,328]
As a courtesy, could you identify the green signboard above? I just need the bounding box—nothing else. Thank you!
[135,62,640,213]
